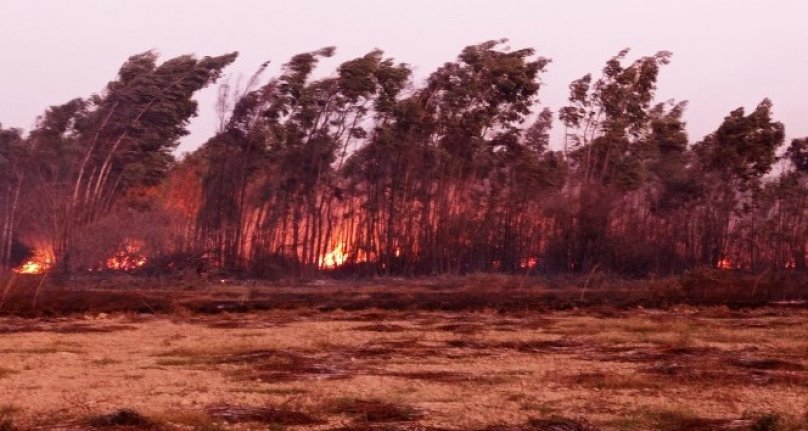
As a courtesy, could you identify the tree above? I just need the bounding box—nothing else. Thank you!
[197,47,412,275]
[343,40,551,274]
[9,52,237,271]
[691,99,785,268]
[555,49,673,273]
[5,42,805,278]
[0,125,26,268]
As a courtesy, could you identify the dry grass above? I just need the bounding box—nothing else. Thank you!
[328,398,425,423]
[85,408,160,429]
[0,368,15,380]
[1,271,806,318]
[1,298,807,430]
[0,405,17,431]
[207,403,323,426]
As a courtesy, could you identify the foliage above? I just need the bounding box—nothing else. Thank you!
[0,43,805,277]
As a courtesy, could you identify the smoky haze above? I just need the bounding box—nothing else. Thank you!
[1,0,807,153]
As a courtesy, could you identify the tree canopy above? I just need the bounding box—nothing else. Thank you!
[0,43,805,276]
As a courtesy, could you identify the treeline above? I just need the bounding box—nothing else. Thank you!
[1,41,806,277]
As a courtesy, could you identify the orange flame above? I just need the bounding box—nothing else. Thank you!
[520,257,538,270]
[717,258,733,270]
[320,242,348,269]
[14,260,49,274]
[13,250,52,275]
[106,239,147,271]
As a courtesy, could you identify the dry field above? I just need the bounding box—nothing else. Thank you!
[1,298,808,431]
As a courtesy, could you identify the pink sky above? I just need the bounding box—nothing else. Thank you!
[2,0,806,153]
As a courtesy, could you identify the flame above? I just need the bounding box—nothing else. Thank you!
[520,257,538,270]
[320,242,348,269]
[13,249,53,275]
[106,239,147,271]
[14,260,49,274]
[717,258,733,270]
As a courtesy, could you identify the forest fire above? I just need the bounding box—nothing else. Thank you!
[320,242,348,269]
[520,257,538,270]
[14,259,50,274]
[13,250,53,275]
[105,239,147,271]
[0,39,805,281]
[717,258,734,270]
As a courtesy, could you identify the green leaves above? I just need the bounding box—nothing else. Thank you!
[785,138,808,174]
[4,43,806,275]
[0,50,239,269]
[695,98,784,183]
[560,49,674,191]
[420,39,548,172]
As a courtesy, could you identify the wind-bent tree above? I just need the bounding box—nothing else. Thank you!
[555,49,674,273]
[739,137,807,271]
[0,125,27,268]
[197,47,412,274]
[345,40,551,274]
[3,42,805,276]
[691,99,784,268]
[5,51,237,271]
[780,138,808,269]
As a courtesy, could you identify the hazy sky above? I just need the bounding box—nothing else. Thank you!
[2,0,807,153]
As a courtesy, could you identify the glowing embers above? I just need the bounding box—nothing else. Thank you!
[716,258,734,270]
[106,239,147,271]
[520,257,538,270]
[13,249,53,274]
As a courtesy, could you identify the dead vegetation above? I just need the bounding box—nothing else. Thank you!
[0,272,806,318]
[1,284,807,430]
[86,410,152,428]
[329,399,425,423]
[353,323,410,332]
[474,417,602,431]
[0,406,17,431]
[588,345,808,387]
[207,404,323,426]
[221,348,353,382]
[0,321,135,334]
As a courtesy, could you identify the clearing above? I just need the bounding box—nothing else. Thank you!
[1,289,807,430]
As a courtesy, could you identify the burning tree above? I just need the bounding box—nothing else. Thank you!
[0,51,236,273]
[1,43,806,277]
[66,202,181,273]
[104,239,148,272]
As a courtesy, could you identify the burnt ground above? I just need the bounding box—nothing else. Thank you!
[0,279,584,317]
[1,290,807,431]
[0,271,807,318]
